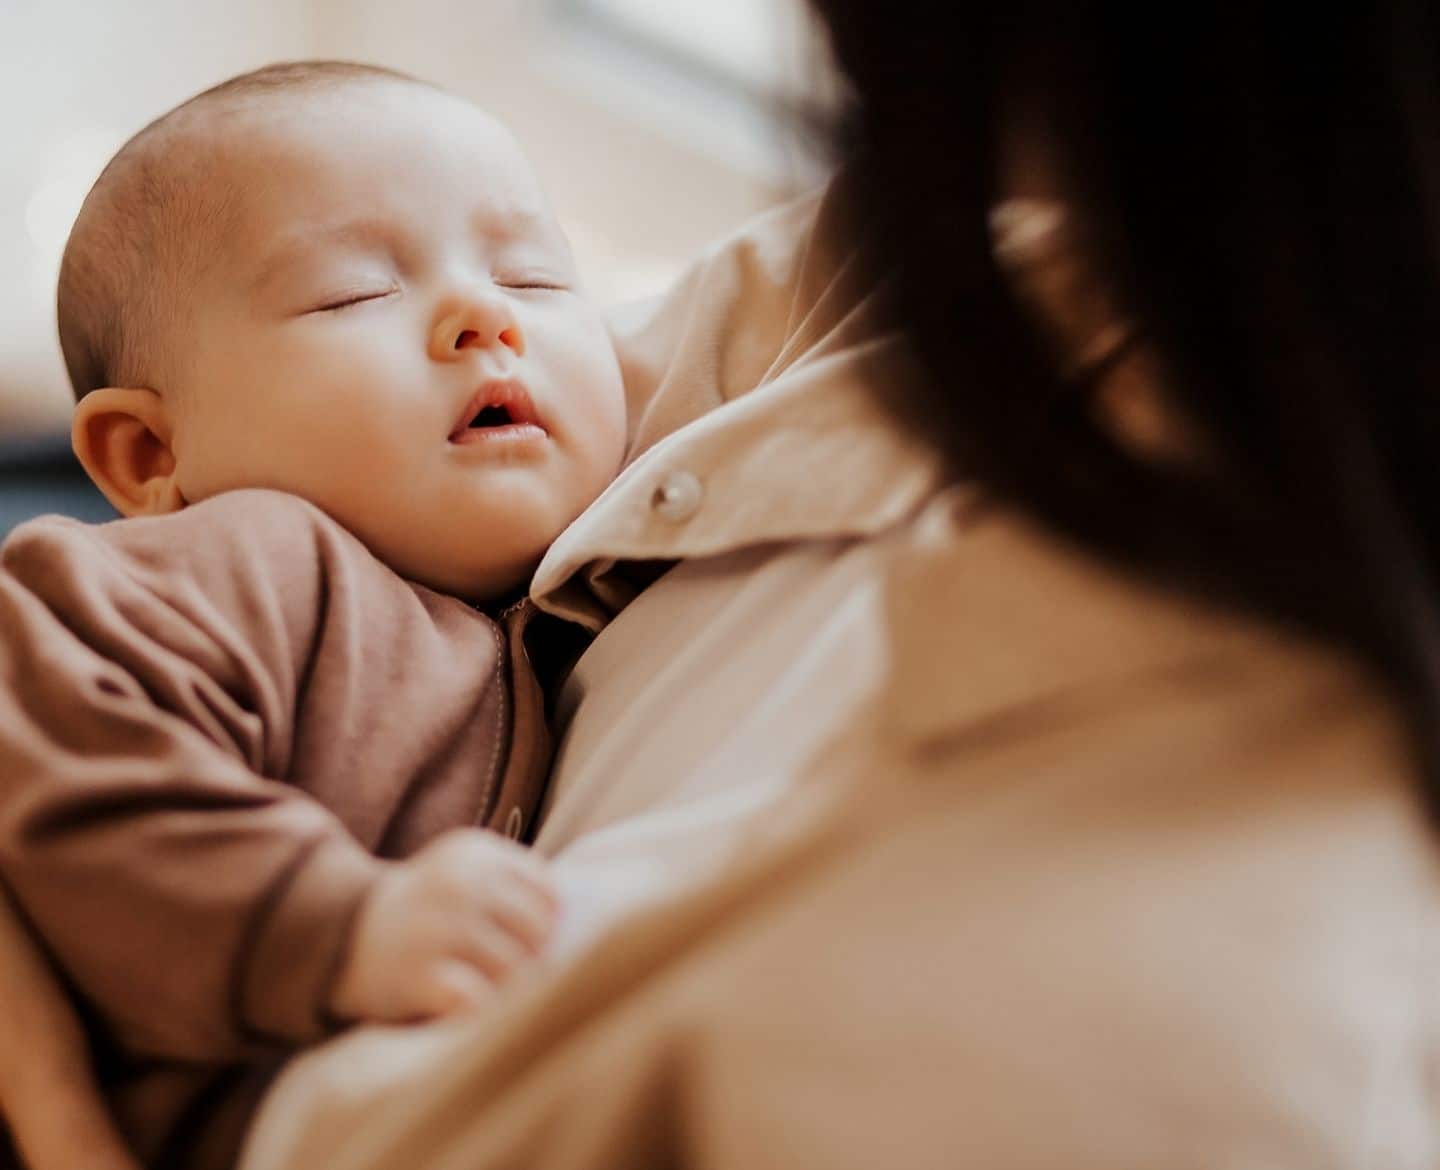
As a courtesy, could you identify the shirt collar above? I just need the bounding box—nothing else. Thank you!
[532,333,945,629]
[531,190,948,629]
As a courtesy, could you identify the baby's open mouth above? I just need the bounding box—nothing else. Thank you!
[469,404,514,428]
[449,380,547,445]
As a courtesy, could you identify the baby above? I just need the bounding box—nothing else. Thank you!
[0,61,627,1170]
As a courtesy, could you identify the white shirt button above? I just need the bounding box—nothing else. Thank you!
[504,806,524,839]
[652,470,703,521]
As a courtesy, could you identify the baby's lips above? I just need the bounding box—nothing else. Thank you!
[449,378,543,438]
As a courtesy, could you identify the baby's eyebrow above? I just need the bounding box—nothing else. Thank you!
[473,202,571,255]
[249,218,402,293]
[479,205,546,238]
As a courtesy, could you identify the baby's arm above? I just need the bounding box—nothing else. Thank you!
[0,844,551,1170]
[0,490,552,1064]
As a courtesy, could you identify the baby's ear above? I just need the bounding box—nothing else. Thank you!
[71,388,186,517]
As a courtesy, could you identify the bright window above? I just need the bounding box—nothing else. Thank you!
[556,0,836,114]
[569,0,823,104]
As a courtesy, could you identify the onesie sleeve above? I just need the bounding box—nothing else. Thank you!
[0,489,387,1062]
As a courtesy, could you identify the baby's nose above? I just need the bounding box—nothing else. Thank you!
[429,296,526,360]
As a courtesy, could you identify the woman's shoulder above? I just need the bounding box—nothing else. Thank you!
[864,490,1437,964]
[878,491,1409,772]
[697,494,1440,1169]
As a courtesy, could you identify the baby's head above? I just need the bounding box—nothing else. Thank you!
[59,62,626,598]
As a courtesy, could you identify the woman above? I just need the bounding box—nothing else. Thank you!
[7,2,1440,1166]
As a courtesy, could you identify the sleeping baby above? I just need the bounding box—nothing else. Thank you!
[0,60,627,1170]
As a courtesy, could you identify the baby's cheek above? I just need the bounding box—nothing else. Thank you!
[173,411,271,502]
[562,331,627,454]
[300,424,415,520]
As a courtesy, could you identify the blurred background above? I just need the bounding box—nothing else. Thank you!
[0,0,836,441]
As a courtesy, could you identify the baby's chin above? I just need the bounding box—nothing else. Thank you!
[406,552,542,605]
[376,487,601,603]
[386,531,553,604]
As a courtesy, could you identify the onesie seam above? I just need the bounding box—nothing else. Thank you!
[476,617,507,826]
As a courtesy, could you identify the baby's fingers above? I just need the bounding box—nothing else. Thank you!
[450,920,537,984]
[412,958,497,1019]
[493,847,559,907]
[483,881,559,955]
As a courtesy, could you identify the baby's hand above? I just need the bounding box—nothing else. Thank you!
[328,828,558,1024]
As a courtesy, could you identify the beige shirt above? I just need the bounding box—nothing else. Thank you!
[527,186,945,951]
[241,183,1440,1169]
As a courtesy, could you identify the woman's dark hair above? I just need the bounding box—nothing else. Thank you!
[808,1,1440,817]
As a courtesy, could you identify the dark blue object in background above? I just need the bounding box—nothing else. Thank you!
[0,431,116,541]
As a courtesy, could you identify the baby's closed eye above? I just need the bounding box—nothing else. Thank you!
[309,285,400,313]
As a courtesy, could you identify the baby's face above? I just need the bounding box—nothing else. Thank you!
[167,82,626,598]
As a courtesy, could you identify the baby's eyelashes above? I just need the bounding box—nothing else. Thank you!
[304,276,565,315]
[310,286,400,313]
[493,271,571,293]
